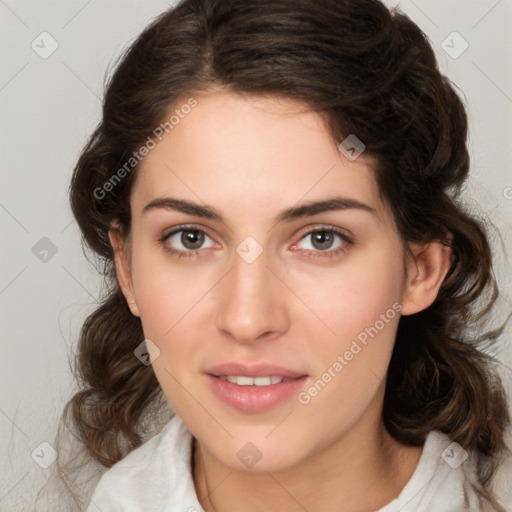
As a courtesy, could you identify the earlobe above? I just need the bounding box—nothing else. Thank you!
[401,238,453,316]
[108,223,140,317]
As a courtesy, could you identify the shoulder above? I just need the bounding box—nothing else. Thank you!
[489,423,512,508]
[86,414,204,512]
[387,430,495,512]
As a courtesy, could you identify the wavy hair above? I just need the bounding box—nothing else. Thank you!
[54,0,510,509]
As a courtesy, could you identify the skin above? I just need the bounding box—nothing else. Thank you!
[110,89,452,512]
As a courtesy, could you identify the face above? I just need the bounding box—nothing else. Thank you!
[112,90,438,473]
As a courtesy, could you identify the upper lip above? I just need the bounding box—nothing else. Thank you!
[205,362,307,379]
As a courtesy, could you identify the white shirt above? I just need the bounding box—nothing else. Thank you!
[86,414,489,511]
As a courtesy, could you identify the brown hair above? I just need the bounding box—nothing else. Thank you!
[55,0,510,508]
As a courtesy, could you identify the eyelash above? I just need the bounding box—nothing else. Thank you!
[159,224,354,260]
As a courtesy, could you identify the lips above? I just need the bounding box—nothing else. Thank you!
[204,361,309,412]
[205,362,307,379]
[205,375,308,412]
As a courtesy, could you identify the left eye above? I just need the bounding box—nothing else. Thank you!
[296,229,348,252]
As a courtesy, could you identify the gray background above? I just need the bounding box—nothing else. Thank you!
[1,0,511,510]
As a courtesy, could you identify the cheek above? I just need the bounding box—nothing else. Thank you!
[129,246,225,411]
[290,240,404,408]
[295,239,405,348]
[335,263,403,344]
[130,244,210,339]
[130,251,208,407]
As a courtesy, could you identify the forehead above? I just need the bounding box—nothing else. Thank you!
[133,91,386,219]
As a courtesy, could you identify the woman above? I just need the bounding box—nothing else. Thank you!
[57,0,511,510]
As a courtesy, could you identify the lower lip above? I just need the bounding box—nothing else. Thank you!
[205,374,308,413]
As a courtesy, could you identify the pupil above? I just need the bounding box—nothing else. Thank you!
[313,231,333,250]
[182,230,204,249]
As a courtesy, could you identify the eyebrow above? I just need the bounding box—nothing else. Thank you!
[142,196,377,223]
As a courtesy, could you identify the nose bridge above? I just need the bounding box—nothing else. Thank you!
[215,243,289,342]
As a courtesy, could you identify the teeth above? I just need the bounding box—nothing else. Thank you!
[218,375,287,386]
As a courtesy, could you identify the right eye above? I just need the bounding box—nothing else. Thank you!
[161,226,217,257]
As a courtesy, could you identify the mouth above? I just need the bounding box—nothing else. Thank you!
[205,361,307,379]
[216,375,296,386]
[204,362,309,412]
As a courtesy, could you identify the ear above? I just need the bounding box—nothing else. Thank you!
[401,237,453,316]
[109,221,140,317]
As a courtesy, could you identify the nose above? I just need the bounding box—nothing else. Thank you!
[215,247,290,344]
